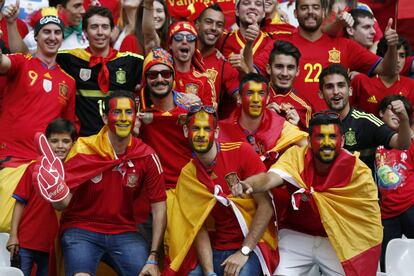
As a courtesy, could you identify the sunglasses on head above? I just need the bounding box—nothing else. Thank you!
[312,111,340,119]
[145,70,173,80]
[172,33,197,42]
[188,105,216,114]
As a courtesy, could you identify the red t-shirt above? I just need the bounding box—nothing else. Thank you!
[13,164,58,252]
[0,54,77,161]
[61,150,166,234]
[351,74,414,116]
[119,34,144,56]
[268,87,312,130]
[174,67,216,106]
[203,49,239,119]
[209,142,267,250]
[255,32,381,112]
[83,0,120,22]
[376,141,414,219]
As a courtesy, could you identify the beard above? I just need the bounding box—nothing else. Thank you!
[298,16,323,33]
[191,140,215,154]
[149,82,172,99]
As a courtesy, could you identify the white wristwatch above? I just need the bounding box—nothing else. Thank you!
[240,245,252,256]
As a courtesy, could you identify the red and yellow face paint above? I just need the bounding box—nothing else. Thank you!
[107,97,136,138]
[188,110,216,153]
[311,124,342,163]
[241,81,268,118]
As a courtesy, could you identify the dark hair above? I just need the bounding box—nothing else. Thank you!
[378,94,413,125]
[103,90,137,115]
[82,6,114,31]
[45,118,77,141]
[349,8,374,28]
[136,0,170,50]
[309,111,342,136]
[49,0,69,7]
[319,64,350,91]
[239,73,269,94]
[268,40,301,66]
[196,3,223,23]
[376,36,411,58]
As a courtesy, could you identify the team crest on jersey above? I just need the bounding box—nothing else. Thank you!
[43,79,52,93]
[79,68,91,81]
[59,82,68,97]
[224,172,240,189]
[185,84,199,95]
[345,128,357,146]
[328,48,341,63]
[116,68,126,84]
[206,68,218,83]
[91,173,103,183]
[126,173,138,187]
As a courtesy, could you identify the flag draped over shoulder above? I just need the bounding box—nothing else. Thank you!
[270,146,382,276]
[164,158,278,275]
[64,126,153,188]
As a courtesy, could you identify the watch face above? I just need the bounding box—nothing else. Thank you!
[241,246,250,255]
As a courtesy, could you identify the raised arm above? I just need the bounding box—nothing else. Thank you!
[142,0,160,54]
[373,18,398,76]
[3,0,29,53]
[388,99,411,150]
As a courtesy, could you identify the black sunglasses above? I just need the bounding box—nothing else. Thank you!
[145,70,173,80]
[312,111,340,119]
[172,33,197,42]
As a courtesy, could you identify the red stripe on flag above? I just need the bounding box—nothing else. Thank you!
[398,0,414,19]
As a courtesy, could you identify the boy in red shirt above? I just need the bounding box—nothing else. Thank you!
[6,118,76,276]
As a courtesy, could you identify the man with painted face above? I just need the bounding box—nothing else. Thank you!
[33,90,167,276]
[219,73,307,169]
[165,106,278,275]
[232,111,383,275]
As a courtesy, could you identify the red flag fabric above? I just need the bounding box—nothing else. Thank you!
[398,0,414,19]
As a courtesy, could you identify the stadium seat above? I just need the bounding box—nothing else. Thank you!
[0,233,10,266]
[0,266,24,276]
[386,238,414,276]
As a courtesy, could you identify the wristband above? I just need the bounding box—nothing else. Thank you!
[145,260,158,265]
[207,273,217,276]
[150,250,159,256]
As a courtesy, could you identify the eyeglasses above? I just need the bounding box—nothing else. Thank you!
[312,111,340,119]
[145,70,173,80]
[172,33,197,42]
[188,105,216,114]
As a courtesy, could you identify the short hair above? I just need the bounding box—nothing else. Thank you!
[103,90,137,115]
[309,111,342,136]
[268,40,301,66]
[48,0,68,7]
[236,0,265,27]
[378,94,413,125]
[185,106,218,128]
[196,3,223,23]
[376,36,411,58]
[239,73,269,94]
[319,64,350,91]
[349,9,374,28]
[82,6,114,31]
[45,118,77,141]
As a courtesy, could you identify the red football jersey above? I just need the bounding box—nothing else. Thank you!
[268,87,312,130]
[174,67,216,107]
[351,74,414,116]
[0,54,77,161]
[376,141,414,219]
[61,150,166,234]
[13,164,58,252]
[255,33,381,112]
[209,142,267,250]
[203,49,239,119]
[0,18,28,50]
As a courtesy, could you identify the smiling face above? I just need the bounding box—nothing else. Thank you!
[310,124,342,163]
[48,132,74,161]
[146,64,174,98]
[170,30,196,64]
[153,0,166,30]
[107,97,136,137]
[320,73,351,113]
[241,80,268,118]
[295,0,323,33]
[267,54,299,93]
[236,0,265,27]
[85,14,112,53]
[187,111,216,153]
[36,24,64,57]
[197,8,225,47]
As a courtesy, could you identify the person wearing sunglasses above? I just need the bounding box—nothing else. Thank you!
[319,64,411,173]
[231,111,383,275]
[167,21,217,108]
[165,106,278,276]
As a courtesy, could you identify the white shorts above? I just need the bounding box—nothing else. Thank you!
[274,229,345,276]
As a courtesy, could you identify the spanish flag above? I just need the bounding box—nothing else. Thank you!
[164,157,278,275]
[270,146,382,275]
[64,126,154,188]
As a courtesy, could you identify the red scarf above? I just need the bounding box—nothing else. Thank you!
[88,47,118,93]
